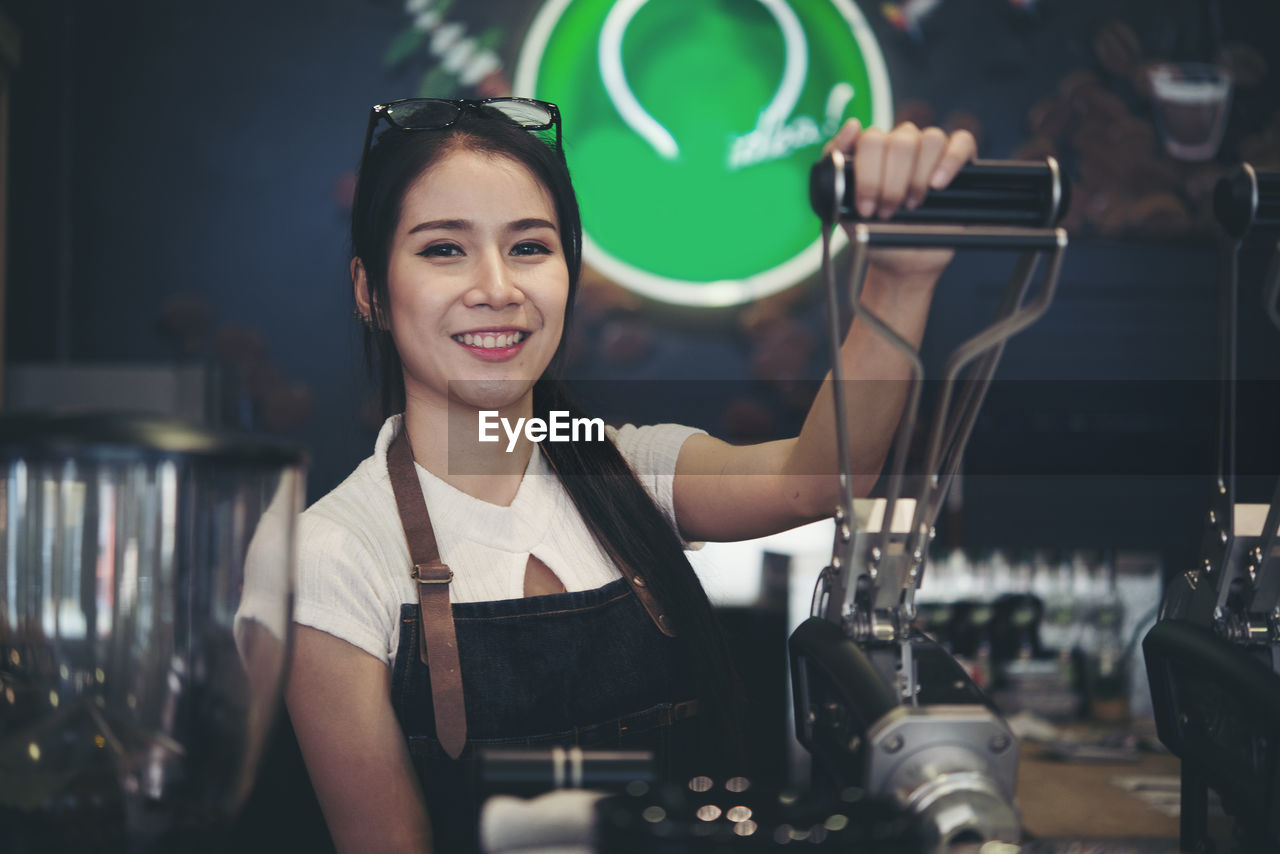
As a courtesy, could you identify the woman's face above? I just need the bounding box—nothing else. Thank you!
[382,147,569,413]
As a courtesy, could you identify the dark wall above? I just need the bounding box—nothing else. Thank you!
[6,0,421,495]
[5,0,1280,577]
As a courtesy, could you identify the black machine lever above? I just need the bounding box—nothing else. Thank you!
[810,155,1070,229]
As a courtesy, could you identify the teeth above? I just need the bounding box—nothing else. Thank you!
[456,332,525,349]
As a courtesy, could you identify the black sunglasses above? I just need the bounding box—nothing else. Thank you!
[358,97,563,176]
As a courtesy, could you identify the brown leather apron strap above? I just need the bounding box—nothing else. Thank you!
[615,561,676,638]
[386,428,467,760]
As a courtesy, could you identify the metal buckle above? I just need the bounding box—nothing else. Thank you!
[412,564,453,584]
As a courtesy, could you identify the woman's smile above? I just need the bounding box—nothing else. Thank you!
[451,327,532,361]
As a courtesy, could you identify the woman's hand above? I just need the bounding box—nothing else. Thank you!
[823,119,977,281]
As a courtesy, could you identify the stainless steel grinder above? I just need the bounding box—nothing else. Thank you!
[0,413,305,851]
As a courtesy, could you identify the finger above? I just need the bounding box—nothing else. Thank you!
[853,127,886,219]
[877,123,921,219]
[929,129,977,189]
[822,117,862,156]
[907,126,948,208]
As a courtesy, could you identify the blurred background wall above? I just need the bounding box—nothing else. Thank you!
[3,0,1280,584]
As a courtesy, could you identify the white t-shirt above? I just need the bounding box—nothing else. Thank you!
[290,415,703,667]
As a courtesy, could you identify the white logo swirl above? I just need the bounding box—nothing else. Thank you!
[599,0,809,160]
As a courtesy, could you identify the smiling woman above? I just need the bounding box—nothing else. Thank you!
[283,97,974,853]
[289,100,744,853]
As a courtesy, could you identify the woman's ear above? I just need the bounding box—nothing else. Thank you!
[351,257,385,329]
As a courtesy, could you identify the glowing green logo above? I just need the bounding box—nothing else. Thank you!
[515,0,892,306]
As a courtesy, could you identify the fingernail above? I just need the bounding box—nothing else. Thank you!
[930,168,948,189]
[905,195,921,210]
[857,200,876,218]
[877,206,894,221]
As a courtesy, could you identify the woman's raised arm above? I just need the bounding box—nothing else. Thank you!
[287,625,434,853]
[673,121,976,544]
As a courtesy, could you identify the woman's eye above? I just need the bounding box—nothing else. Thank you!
[511,242,553,257]
[420,243,462,258]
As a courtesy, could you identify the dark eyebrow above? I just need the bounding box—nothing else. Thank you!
[508,217,558,233]
[405,218,557,235]
[407,219,468,235]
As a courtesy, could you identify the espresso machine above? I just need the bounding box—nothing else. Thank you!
[1144,164,1280,854]
[0,414,304,852]
[789,154,1070,852]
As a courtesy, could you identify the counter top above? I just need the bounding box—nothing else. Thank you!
[1018,747,1181,841]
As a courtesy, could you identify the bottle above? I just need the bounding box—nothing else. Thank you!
[1089,554,1127,722]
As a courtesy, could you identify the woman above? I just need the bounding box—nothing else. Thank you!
[286,98,974,853]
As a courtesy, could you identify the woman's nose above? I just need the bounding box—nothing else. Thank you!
[466,252,524,308]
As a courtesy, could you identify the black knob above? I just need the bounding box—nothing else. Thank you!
[1214,164,1280,238]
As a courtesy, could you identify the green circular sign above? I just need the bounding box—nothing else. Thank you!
[515,0,892,307]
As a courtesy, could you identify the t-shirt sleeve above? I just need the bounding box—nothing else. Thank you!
[234,480,297,651]
[292,511,400,666]
[608,422,706,544]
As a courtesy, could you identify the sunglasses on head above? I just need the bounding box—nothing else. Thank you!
[358,97,563,177]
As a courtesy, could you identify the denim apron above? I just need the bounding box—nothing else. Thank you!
[386,432,700,852]
[389,581,699,851]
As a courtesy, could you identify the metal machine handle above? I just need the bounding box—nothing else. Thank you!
[1193,164,1280,635]
[1214,165,1280,334]
[810,151,1069,642]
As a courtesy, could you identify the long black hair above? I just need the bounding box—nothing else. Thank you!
[351,106,742,765]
